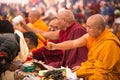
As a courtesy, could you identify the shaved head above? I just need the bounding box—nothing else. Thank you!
[28,10,41,23]
[86,14,107,38]
[58,10,75,23]
[87,14,106,29]
[29,10,41,19]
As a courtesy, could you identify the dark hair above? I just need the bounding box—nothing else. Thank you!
[0,20,14,33]
[23,31,38,47]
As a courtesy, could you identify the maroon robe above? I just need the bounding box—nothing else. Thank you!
[59,21,88,68]
[32,40,63,68]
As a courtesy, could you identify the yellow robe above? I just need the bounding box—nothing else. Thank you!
[27,19,48,49]
[76,29,120,80]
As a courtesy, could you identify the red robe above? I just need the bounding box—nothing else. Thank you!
[32,40,63,68]
[59,21,88,68]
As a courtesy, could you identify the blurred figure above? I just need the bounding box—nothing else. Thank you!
[21,10,48,49]
[1,31,38,80]
[0,33,19,75]
[42,7,57,24]
[112,17,120,40]
[0,20,38,80]
[99,1,109,23]
[32,18,63,67]
[48,18,59,31]
[0,20,20,78]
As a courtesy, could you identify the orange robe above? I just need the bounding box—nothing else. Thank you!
[76,29,120,80]
[27,19,48,49]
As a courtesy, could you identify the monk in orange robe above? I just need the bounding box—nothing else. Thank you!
[22,10,48,49]
[46,14,120,80]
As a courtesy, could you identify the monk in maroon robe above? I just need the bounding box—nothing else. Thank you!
[59,21,88,68]
[31,18,63,68]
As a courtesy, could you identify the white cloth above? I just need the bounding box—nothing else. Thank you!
[14,30,29,61]
[66,67,78,80]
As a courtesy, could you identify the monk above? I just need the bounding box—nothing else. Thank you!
[22,10,88,69]
[47,14,120,80]
[21,10,48,49]
[32,18,63,67]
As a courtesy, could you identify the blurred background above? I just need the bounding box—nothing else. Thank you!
[0,0,120,28]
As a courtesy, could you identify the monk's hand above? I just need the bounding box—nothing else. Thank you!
[71,66,80,72]
[20,20,27,28]
[45,42,56,50]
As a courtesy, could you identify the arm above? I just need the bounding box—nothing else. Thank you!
[21,21,40,33]
[21,21,60,40]
[38,30,60,40]
[47,33,89,50]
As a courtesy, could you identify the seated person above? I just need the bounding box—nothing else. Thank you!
[1,31,38,80]
[0,33,20,75]
[112,17,120,40]
[32,18,63,68]
[21,10,48,49]
[0,20,38,80]
[0,20,20,75]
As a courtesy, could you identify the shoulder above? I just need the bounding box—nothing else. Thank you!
[103,39,120,47]
[72,22,86,32]
[0,33,15,39]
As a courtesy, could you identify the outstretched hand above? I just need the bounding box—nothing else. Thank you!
[71,66,80,72]
[45,42,56,50]
[20,20,27,27]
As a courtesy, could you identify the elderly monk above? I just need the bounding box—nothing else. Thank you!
[47,14,120,80]
[21,10,48,49]
[42,10,88,69]
[32,18,63,68]
[23,10,88,69]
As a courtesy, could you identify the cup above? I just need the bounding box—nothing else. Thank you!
[12,15,24,25]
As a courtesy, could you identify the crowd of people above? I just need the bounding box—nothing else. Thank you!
[0,0,120,80]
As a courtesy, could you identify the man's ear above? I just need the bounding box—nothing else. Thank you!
[24,38,30,44]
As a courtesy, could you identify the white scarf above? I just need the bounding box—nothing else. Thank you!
[14,30,29,62]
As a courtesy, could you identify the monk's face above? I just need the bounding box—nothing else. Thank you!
[113,24,120,32]
[56,13,66,30]
[28,13,37,23]
[48,19,59,31]
[86,19,102,38]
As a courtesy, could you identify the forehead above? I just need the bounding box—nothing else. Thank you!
[49,19,58,25]
[29,12,35,16]
[57,12,64,19]
[86,18,95,26]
